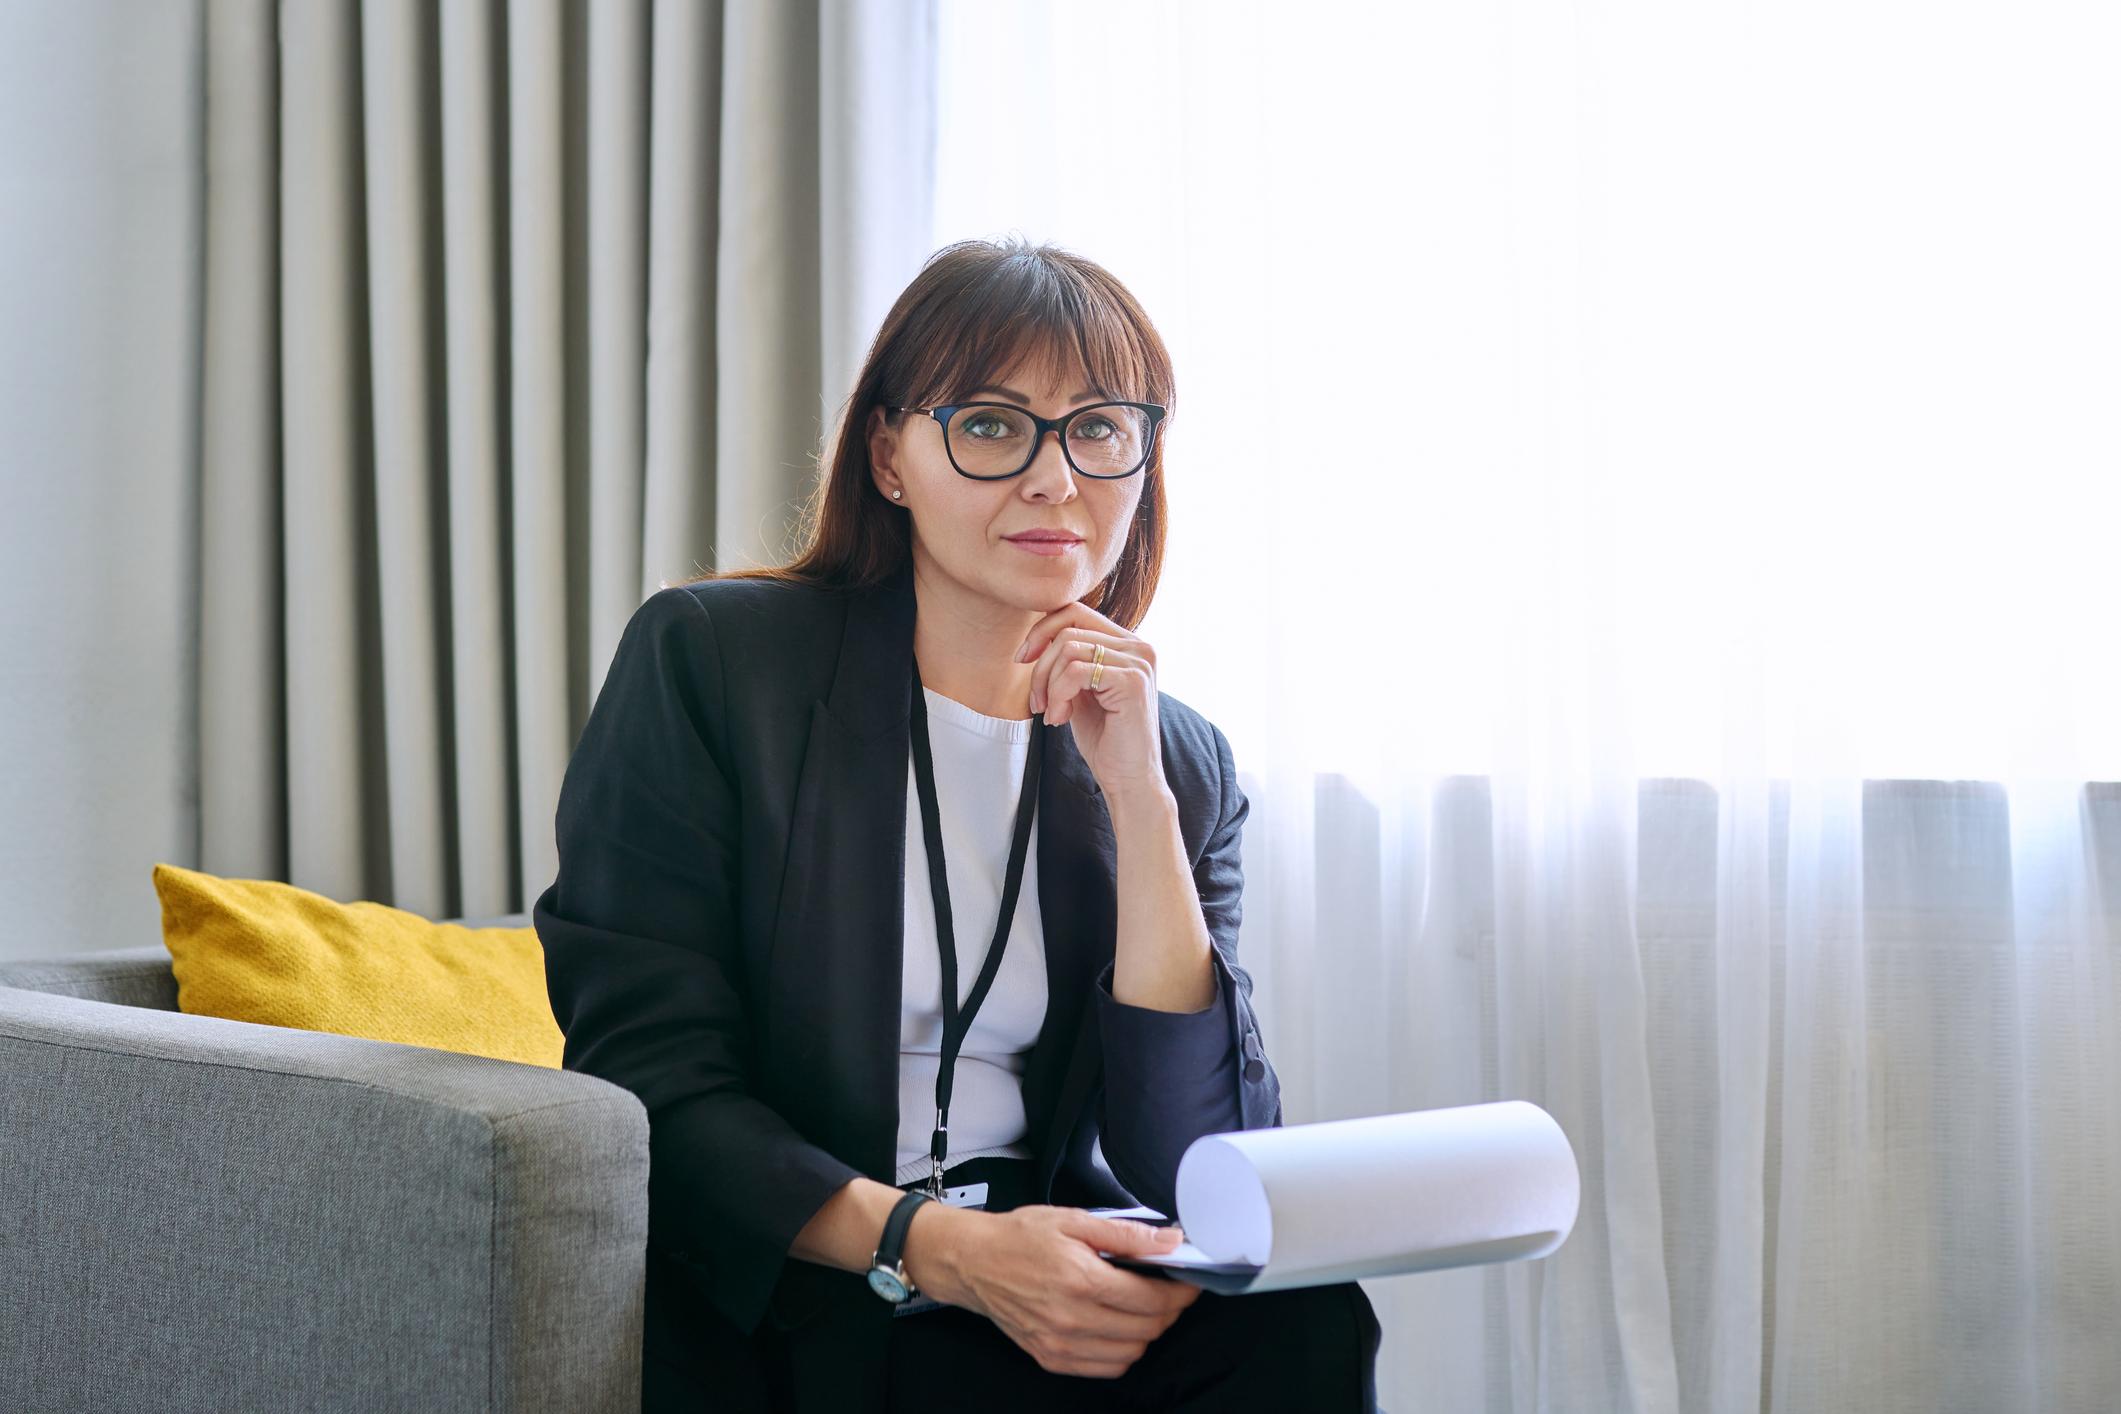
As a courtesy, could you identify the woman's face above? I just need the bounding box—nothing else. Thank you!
[869,357,1145,615]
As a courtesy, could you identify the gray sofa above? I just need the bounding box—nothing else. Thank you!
[0,913,649,1413]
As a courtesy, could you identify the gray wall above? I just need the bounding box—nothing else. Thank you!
[0,0,204,960]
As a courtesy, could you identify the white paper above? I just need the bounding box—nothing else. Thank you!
[1102,1101,1580,1294]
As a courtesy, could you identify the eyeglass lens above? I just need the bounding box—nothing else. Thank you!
[945,404,1150,478]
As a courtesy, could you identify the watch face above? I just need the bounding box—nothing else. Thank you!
[867,1266,911,1302]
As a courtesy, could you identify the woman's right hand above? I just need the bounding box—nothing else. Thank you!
[920,1204,1203,1378]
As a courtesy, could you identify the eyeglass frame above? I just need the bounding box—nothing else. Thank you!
[889,399,1168,480]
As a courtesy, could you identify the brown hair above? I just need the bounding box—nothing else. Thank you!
[672,236,1175,629]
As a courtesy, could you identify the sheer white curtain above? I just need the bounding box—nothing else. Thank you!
[934,2,2121,1410]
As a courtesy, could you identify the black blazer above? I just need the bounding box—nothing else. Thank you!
[531,557,1282,1374]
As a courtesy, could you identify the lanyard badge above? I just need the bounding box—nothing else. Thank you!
[908,658,1044,1201]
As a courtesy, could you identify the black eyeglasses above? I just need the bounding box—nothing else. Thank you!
[891,400,1167,480]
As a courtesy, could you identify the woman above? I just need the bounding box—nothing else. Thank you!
[533,238,1383,1413]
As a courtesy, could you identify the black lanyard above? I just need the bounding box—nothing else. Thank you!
[908,656,1043,1199]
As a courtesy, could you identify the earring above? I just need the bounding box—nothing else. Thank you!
[891,489,902,499]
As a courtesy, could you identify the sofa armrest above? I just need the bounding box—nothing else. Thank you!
[0,984,650,1414]
[0,944,182,1009]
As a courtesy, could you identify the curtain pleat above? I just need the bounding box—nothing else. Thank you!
[817,0,937,447]
[585,0,649,675]
[362,0,450,910]
[503,0,570,913]
[276,0,374,903]
[437,0,514,915]
[640,0,720,602]
[197,0,938,918]
[199,0,282,882]
[715,0,821,576]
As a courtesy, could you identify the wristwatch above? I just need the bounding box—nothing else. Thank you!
[867,1190,933,1304]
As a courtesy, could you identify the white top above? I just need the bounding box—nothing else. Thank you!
[893,686,1049,1184]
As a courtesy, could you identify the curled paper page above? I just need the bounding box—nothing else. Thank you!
[1103,1100,1580,1294]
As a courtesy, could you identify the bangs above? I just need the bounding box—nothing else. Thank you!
[897,253,1170,413]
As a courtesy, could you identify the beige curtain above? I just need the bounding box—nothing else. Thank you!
[196,0,936,921]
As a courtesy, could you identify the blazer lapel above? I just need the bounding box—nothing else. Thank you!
[762,559,1117,1192]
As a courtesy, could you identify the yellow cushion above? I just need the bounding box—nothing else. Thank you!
[151,862,564,1068]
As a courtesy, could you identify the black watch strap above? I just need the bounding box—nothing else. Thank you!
[873,1190,933,1282]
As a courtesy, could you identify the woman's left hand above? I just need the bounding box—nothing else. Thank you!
[1015,603,1166,798]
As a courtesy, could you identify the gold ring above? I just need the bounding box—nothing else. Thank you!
[1089,643,1107,689]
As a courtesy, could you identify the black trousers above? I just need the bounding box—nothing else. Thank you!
[643,1156,1384,1414]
